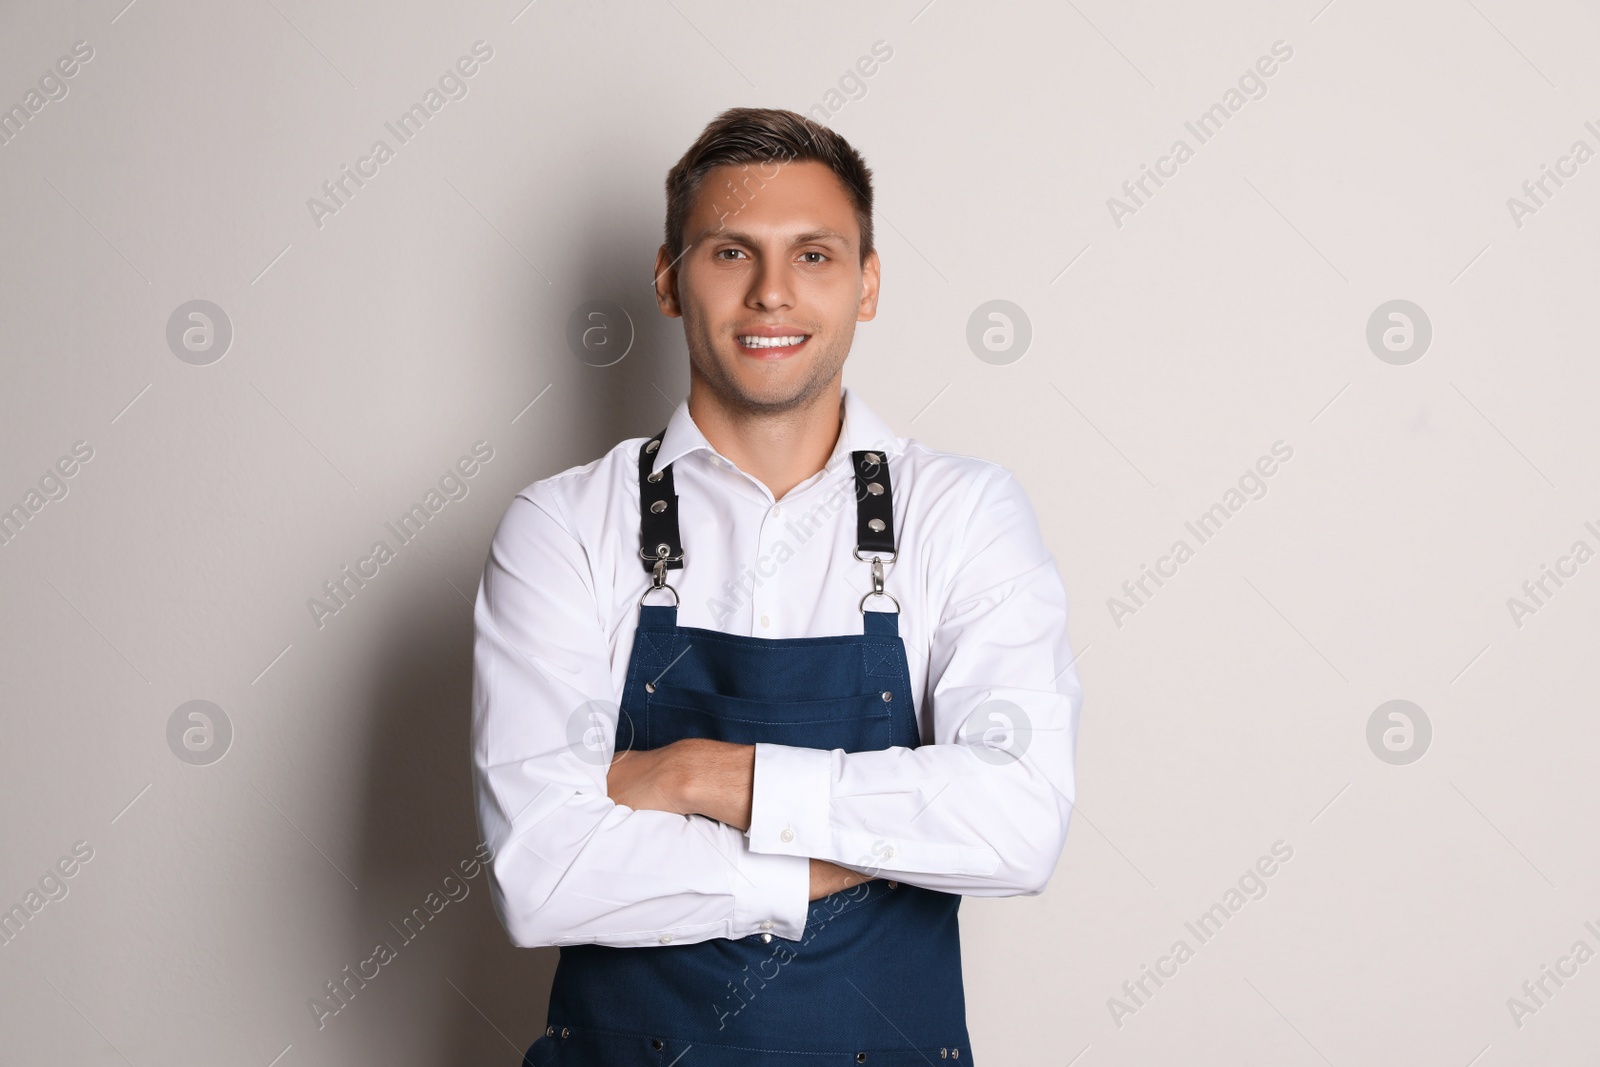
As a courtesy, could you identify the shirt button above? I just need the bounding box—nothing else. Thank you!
[760,614,771,628]
[771,505,782,517]
[659,934,673,944]
[882,846,896,859]
[779,827,795,843]
[760,920,773,930]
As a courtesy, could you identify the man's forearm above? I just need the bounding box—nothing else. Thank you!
[674,737,757,830]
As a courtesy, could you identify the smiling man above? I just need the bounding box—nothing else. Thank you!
[472,107,1082,1066]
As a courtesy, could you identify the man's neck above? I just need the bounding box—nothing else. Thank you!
[687,378,843,501]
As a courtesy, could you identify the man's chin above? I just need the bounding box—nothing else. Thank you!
[710,370,834,415]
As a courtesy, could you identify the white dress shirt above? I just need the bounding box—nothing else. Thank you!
[471,388,1082,949]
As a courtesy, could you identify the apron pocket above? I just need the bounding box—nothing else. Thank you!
[647,685,893,753]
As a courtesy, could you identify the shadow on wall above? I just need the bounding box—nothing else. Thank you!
[347,206,687,1063]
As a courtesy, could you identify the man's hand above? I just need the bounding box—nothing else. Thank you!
[607,737,756,829]
[809,858,874,901]
[605,740,697,818]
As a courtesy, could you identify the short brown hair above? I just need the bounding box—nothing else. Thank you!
[663,107,875,267]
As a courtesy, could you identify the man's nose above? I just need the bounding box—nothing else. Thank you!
[748,252,795,309]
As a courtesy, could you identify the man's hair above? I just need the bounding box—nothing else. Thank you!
[663,107,874,267]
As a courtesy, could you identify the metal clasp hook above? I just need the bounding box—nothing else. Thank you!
[858,553,900,614]
[639,547,680,607]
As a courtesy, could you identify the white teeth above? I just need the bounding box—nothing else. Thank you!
[739,335,807,348]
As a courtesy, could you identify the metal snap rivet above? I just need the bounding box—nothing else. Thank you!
[650,499,668,513]
[546,1026,555,1037]
[560,1027,570,1038]
[645,681,656,693]
[866,482,883,495]
[648,470,663,482]
[856,1054,868,1064]
[881,691,892,702]
[868,518,886,533]
[646,440,660,453]
[760,932,772,943]
[652,1039,664,1051]
[887,881,898,889]
[940,1051,948,1060]
[951,1050,959,1059]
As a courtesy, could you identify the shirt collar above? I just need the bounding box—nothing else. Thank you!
[652,387,903,475]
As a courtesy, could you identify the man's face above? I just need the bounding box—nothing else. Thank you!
[655,159,880,415]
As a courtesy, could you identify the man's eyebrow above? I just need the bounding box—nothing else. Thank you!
[693,227,853,247]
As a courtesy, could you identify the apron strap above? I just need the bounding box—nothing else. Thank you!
[862,607,900,635]
[636,432,900,616]
[850,449,896,558]
[852,449,900,616]
[637,429,683,574]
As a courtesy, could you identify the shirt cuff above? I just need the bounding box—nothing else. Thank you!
[745,742,833,861]
[730,839,810,942]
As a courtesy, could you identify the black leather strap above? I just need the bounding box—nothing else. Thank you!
[641,436,893,570]
[851,449,896,557]
[638,430,683,572]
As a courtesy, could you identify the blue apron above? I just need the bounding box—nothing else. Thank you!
[521,435,972,1065]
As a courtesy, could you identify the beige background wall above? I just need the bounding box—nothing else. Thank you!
[2,0,1597,1063]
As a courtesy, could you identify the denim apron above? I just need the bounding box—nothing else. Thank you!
[521,434,972,1065]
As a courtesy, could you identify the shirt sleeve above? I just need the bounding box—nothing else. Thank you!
[743,466,1082,896]
[472,484,812,947]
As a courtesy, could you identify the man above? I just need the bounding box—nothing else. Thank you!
[472,107,1082,1066]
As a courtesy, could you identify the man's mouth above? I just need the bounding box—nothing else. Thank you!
[736,327,812,351]
[736,333,810,358]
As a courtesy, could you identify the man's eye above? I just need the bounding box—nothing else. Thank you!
[801,251,827,264]
[716,249,746,260]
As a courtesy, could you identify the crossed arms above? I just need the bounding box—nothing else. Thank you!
[470,465,1082,949]
[605,738,874,900]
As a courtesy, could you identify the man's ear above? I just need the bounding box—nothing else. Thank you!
[654,245,683,318]
[856,248,881,322]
